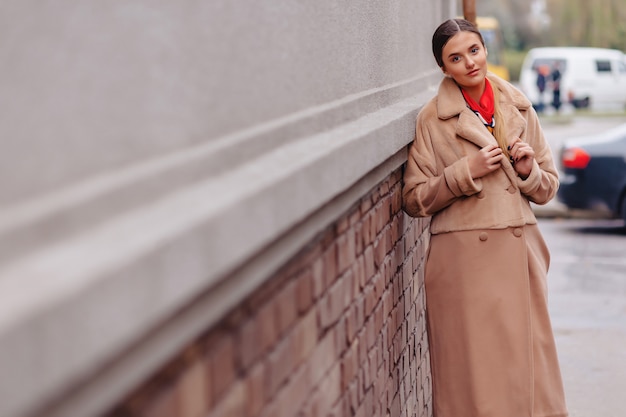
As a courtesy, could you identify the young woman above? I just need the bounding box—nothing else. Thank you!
[403,19,568,417]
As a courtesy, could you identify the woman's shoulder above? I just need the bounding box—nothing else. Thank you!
[419,96,439,117]
[415,96,445,133]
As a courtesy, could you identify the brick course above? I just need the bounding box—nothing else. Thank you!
[106,167,432,417]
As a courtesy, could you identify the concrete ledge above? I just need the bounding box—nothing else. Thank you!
[0,74,437,265]
[0,76,439,417]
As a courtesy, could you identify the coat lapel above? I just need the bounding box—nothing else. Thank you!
[456,109,498,149]
[436,77,498,149]
[436,75,532,187]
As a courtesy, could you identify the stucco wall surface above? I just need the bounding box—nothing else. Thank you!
[0,1,453,416]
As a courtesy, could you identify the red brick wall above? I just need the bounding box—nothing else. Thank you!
[105,167,432,417]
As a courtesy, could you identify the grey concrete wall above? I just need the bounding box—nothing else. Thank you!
[1,1,446,204]
[0,1,454,416]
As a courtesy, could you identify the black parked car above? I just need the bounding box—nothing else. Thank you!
[557,123,626,222]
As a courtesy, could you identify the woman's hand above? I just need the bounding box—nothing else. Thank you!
[508,138,535,179]
[468,144,504,179]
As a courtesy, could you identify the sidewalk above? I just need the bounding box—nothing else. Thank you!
[532,199,568,218]
[532,199,611,220]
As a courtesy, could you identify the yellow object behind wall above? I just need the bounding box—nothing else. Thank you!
[476,16,510,81]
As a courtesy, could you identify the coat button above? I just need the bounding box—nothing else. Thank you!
[479,232,488,241]
[513,228,523,237]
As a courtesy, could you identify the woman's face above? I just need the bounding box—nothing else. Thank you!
[440,31,488,93]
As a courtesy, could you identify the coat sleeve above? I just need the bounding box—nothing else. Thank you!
[515,107,559,204]
[402,116,482,218]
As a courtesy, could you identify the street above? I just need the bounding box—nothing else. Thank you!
[538,115,626,417]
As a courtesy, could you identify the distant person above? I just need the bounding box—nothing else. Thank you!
[535,65,549,113]
[551,62,562,112]
[403,18,568,417]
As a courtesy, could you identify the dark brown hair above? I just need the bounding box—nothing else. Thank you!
[432,19,484,68]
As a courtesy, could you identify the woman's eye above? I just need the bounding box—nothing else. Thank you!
[451,56,460,63]
[471,47,479,54]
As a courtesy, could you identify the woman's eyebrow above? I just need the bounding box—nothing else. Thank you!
[447,43,480,58]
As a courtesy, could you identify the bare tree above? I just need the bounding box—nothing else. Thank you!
[546,0,626,49]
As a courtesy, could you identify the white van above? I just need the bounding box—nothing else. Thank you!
[519,47,626,112]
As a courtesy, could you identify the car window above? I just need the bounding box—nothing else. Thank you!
[619,60,626,74]
[595,60,612,73]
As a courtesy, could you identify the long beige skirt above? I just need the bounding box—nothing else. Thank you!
[425,225,568,417]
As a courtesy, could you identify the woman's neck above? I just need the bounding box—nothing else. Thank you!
[462,81,486,103]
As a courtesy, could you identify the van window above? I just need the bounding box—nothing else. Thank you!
[531,58,567,72]
[618,60,626,74]
[595,60,612,73]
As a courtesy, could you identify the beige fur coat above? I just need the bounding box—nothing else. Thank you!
[402,74,559,234]
[402,74,568,417]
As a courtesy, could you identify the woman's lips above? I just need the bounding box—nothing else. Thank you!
[467,69,480,76]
